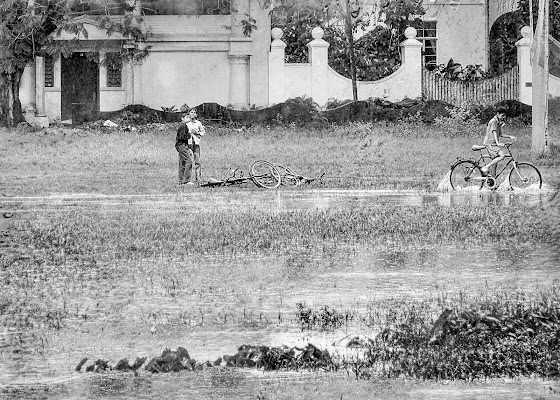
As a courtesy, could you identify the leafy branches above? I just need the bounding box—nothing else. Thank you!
[274,0,425,81]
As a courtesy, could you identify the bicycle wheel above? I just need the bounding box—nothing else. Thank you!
[250,160,281,189]
[508,162,542,190]
[276,165,300,187]
[449,160,484,190]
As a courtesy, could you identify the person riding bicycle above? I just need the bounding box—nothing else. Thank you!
[481,106,516,176]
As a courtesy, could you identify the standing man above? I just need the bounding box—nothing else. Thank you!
[185,108,206,183]
[176,114,194,185]
[481,106,516,176]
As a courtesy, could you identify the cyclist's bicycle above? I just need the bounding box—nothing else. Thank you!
[449,142,542,190]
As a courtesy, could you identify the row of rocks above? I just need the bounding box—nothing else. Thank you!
[76,341,346,375]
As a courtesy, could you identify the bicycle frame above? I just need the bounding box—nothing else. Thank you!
[474,156,513,181]
[469,144,517,184]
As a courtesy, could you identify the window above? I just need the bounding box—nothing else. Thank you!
[70,0,126,15]
[45,55,54,87]
[106,53,122,87]
[142,0,231,15]
[417,21,437,69]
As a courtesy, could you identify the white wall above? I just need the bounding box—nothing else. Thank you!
[325,66,408,103]
[141,49,231,108]
[426,3,487,68]
[19,65,35,111]
[284,64,312,100]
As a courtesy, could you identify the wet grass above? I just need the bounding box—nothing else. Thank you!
[1,121,559,397]
[9,204,557,260]
[1,121,558,195]
[1,203,557,374]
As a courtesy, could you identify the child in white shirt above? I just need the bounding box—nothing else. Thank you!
[185,108,206,183]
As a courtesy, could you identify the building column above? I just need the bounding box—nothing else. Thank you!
[125,60,134,105]
[33,56,50,127]
[229,55,249,108]
[269,27,286,105]
[35,56,46,116]
[99,51,107,89]
[515,26,532,106]
[307,27,330,106]
[20,63,36,122]
[133,60,143,104]
[399,27,423,100]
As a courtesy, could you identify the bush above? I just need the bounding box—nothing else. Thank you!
[471,100,532,125]
[282,96,319,125]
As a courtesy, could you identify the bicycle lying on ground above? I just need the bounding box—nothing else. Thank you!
[200,161,323,189]
[200,160,282,189]
[449,142,542,190]
[275,165,324,187]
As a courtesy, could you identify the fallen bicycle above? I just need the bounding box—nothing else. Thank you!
[200,160,323,189]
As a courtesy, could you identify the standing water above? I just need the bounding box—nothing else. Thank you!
[0,189,557,399]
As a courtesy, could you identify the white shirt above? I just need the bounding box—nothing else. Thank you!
[186,120,205,145]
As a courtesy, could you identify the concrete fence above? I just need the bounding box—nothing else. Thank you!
[269,26,423,107]
[269,25,559,108]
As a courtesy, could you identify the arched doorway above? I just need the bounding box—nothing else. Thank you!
[488,11,525,76]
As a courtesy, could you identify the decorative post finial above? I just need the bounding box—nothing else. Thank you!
[311,27,325,40]
[404,27,417,40]
[271,27,283,41]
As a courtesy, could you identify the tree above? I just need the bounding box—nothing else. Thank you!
[0,0,149,127]
[1,0,72,126]
[488,0,560,77]
[272,0,425,84]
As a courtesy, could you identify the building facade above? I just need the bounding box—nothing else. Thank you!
[356,0,518,70]
[19,0,529,125]
[19,0,270,125]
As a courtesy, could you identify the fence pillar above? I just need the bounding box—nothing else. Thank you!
[269,27,286,105]
[399,27,423,100]
[516,26,532,106]
[307,27,330,106]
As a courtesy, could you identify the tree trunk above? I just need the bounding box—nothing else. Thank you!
[345,0,358,101]
[1,70,25,127]
[0,74,8,127]
[11,70,25,126]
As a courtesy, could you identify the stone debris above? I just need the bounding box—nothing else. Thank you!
[78,342,339,375]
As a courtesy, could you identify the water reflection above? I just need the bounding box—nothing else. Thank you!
[0,188,554,214]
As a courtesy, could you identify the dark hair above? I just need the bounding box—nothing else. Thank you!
[495,106,508,115]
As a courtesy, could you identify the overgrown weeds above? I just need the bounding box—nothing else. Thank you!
[10,205,555,259]
[290,287,560,380]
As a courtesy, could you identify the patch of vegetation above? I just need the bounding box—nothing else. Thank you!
[296,303,351,331]
[369,288,560,380]
[10,205,556,259]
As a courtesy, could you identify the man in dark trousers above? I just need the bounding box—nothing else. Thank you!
[176,115,194,185]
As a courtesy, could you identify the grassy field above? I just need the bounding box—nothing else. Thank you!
[1,120,559,195]
[1,120,560,399]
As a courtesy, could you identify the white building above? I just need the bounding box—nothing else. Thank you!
[19,0,270,125]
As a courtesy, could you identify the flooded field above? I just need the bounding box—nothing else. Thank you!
[0,187,554,213]
[1,189,558,399]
